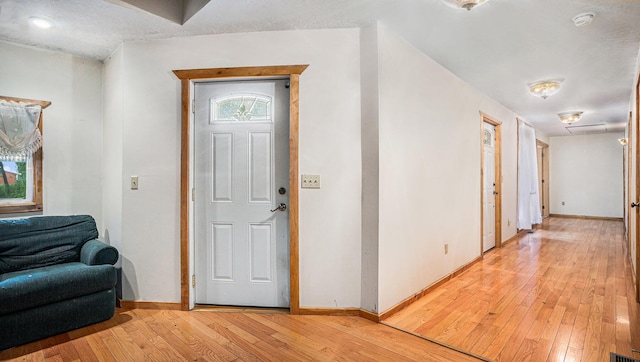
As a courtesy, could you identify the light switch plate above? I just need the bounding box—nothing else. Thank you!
[131,176,139,190]
[301,174,320,189]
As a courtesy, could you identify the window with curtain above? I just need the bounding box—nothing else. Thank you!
[0,96,50,214]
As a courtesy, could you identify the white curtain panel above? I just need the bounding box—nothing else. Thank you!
[0,101,42,161]
[517,122,542,230]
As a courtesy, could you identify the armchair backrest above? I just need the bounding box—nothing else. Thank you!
[0,215,99,274]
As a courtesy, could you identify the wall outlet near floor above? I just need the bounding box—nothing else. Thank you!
[508,219,511,227]
[301,174,320,189]
[562,201,565,206]
[444,243,449,255]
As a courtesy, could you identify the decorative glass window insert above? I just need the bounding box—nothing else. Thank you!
[483,129,493,146]
[212,94,272,122]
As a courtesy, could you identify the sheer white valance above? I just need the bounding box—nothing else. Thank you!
[0,100,43,162]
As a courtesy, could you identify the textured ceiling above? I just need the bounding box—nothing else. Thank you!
[0,0,639,136]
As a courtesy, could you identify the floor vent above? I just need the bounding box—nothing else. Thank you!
[611,352,640,362]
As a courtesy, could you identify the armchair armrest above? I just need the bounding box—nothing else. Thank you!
[80,239,119,266]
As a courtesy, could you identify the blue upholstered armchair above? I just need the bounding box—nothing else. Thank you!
[0,215,119,350]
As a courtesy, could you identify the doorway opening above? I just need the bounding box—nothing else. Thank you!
[536,140,549,219]
[481,113,502,253]
[193,79,290,308]
[173,65,308,312]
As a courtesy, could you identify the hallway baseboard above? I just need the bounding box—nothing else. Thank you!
[378,255,484,321]
[549,213,622,221]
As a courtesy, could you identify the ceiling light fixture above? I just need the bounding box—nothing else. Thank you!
[619,138,628,146]
[557,111,583,124]
[528,79,563,99]
[572,13,595,27]
[29,16,53,29]
[442,0,489,11]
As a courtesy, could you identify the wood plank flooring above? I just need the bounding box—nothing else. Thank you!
[385,217,640,362]
[3,217,636,361]
[0,309,482,361]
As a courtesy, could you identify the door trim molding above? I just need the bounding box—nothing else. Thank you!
[173,65,308,312]
[536,140,549,219]
[480,112,502,253]
[635,70,640,302]
[627,112,632,254]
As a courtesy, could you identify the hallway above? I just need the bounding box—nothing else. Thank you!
[385,217,640,361]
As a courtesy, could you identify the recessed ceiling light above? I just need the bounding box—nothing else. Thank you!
[572,13,595,27]
[29,16,54,29]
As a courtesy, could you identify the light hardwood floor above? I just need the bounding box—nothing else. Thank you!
[2,217,636,361]
[0,307,482,361]
[385,217,640,362]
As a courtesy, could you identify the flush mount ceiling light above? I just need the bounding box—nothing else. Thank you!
[557,111,583,124]
[573,12,595,27]
[527,79,563,99]
[442,0,489,11]
[28,16,54,29]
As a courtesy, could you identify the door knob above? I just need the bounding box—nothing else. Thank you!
[271,203,287,212]
[632,202,639,208]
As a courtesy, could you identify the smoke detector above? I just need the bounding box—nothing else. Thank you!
[572,13,595,27]
[442,0,489,11]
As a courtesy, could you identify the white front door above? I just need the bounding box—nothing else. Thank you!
[483,123,496,252]
[194,79,290,308]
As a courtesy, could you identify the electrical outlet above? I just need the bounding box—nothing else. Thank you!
[444,243,449,255]
[301,174,320,189]
[562,201,565,206]
[131,176,139,190]
[508,219,511,227]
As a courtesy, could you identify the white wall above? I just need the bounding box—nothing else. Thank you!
[102,29,363,307]
[102,46,125,253]
[1,28,530,313]
[549,133,624,218]
[373,25,521,313]
[360,25,381,314]
[0,41,104,228]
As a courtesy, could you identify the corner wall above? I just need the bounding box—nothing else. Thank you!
[360,24,381,313]
[102,45,125,252]
[0,41,104,228]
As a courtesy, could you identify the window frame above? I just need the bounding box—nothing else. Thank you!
[0,96,50,214]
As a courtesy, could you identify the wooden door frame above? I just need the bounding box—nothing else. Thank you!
[173,65,308,312]
[627,112,632,253]
[480,112,502,253]
[635,71,640,302]
[536,140,550,219]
